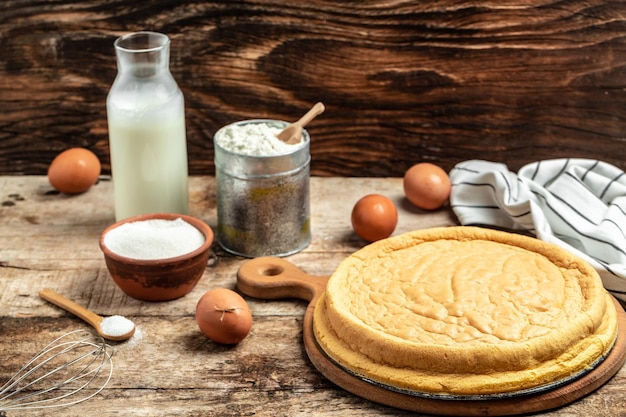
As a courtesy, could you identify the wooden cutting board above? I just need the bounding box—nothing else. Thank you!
[237,257,626,416]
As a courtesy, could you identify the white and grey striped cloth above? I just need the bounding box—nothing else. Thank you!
[449,159,626,301]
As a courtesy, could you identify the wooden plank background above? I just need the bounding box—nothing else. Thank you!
[2,0,626,177]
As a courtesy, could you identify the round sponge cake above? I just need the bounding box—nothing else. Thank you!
[313,226,618,396]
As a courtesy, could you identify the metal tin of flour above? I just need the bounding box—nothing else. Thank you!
[214,119,311,257]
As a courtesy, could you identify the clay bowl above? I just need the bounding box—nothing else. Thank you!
[99,213,213,302]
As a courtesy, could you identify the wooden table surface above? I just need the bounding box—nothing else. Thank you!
[1,176,624,417]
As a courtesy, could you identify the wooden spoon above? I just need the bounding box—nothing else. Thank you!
[39,288,135,342]
[276,102,325,144]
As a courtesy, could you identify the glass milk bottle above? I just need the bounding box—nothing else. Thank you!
[106,31,189,221]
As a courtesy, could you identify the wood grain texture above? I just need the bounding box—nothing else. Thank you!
[1,176,625,416]
[2,1,626,177]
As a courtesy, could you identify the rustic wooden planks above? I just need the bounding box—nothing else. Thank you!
[0,176,624,416]
[2,1,626,176]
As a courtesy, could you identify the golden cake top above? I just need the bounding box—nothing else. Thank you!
[314,226,617,395]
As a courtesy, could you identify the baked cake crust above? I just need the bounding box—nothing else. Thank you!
[313,226,618,395]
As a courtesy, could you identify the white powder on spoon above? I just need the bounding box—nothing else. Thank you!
[104,218,205,260]
[100,315,135,337]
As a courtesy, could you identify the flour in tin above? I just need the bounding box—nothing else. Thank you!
[215,122,303,156]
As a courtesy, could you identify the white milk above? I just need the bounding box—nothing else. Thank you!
[107,100,189,220]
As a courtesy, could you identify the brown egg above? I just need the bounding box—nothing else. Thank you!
[351,194,398,242]
[196,288,252,344]
[47,148,101,194]
[403,163,451,210]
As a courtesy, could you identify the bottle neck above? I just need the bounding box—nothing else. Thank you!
[114,32,171,77]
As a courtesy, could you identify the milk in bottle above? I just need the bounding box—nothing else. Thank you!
[106,31,189,221]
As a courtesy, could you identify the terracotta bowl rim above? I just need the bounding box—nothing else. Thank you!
[99,212,214,266]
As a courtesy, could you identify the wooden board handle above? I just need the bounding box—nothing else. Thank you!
[236,256,328,304]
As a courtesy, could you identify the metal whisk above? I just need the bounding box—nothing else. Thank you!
[0,329,113,415]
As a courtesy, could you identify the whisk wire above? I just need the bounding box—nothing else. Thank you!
[3,337,98,393]
[0,330,113,413]
[4,339,110,407]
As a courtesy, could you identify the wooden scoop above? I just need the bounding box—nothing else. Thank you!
[39,288,135,342]
[276,102,325,144]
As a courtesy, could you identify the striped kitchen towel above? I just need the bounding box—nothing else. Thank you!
[449,159,626,301]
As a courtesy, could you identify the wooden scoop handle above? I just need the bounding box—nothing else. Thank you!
[236,256,329,305]
[294,102,325,128]
[39,288,103,328]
